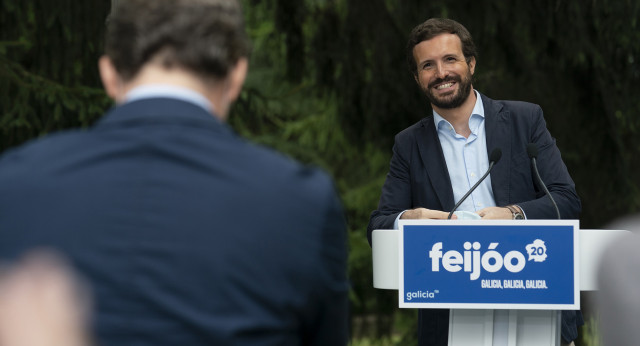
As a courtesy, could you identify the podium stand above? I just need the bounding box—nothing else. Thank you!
[372,226,628,346]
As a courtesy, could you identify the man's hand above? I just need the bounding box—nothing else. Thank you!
[400,208,455,220]
[477,206,513,219]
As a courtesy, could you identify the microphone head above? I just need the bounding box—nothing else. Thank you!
[489,148,502,163]
[527,143,538,159]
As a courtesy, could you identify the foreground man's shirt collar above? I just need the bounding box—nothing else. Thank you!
[124,85,214,114]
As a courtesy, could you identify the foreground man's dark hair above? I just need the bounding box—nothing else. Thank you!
[106,0,251,82]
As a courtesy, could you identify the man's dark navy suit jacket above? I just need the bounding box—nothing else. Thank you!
[368,93,582,345]
[0,98,349,346]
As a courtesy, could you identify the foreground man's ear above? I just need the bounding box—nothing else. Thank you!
[98,56,124,102]
[225,57,248,104]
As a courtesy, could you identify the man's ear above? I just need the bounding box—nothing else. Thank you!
[225,57,248,103]
[468,56,476,75]
[98,56,123,101]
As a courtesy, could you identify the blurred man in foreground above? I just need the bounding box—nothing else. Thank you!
[597,215,640,346]
[367,18,581,345]
[0,251,91,346]
[0,1,349,345]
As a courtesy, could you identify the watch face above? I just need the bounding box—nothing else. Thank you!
[515,213,524,220]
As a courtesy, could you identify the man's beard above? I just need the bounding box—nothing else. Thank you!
[423,69,473,109]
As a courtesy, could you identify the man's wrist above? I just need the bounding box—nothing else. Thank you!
[394,211,407,229]
[505,205,524,220]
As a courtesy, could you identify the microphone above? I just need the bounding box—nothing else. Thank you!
[527,143,561,219]
[448,148,502,219]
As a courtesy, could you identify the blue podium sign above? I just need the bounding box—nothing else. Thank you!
[398,220,579,310]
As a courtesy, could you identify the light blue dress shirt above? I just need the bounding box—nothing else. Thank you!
[124,84,214,114]
[434,90,496,213]
[394,90,497,228]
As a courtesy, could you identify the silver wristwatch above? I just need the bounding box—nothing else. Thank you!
[506,205,524,220]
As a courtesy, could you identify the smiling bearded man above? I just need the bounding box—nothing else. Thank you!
[415,32,475,110]
[367,18,582,346]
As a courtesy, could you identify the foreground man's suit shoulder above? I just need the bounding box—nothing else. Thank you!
[0,98,349,346]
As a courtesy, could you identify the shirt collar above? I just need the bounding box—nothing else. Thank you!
[433,90,485,134]
[124,85,214,114]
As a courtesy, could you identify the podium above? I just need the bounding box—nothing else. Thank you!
[372,222,628,346]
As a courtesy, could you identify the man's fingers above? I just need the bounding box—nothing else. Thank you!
[478,207,512,219]
[422,209,454,219]
[401,208,454,219]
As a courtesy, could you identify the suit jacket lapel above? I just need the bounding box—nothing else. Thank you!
[483,94,511,206]
[416,118,455,211]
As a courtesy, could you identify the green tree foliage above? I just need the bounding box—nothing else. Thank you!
[0,0,111,151]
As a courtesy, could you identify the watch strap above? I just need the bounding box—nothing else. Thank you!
[505,205,524,220]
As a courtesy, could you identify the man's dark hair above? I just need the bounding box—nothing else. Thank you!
[406,18,477,76]
[105,0,250,82]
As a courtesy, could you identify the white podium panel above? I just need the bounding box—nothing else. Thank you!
[372,228,629,346]
[449,309,560,346]
[372,229,398,289]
